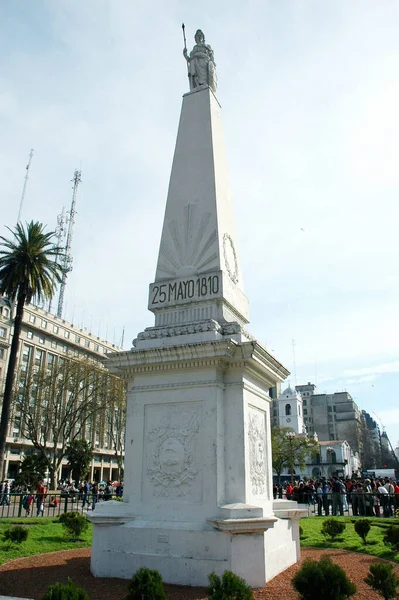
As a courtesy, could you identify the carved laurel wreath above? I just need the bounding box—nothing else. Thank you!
[223,233,238,283]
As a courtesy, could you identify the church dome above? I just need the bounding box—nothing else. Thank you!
[281,386,294,397]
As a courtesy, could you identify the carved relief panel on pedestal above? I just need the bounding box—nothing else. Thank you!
[248,406,267,496]
[143,402,202,501]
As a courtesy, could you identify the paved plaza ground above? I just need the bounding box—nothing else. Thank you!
[0,547,398,600]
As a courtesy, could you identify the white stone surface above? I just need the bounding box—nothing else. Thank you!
[90,84,304,588]
[0,597,33,600]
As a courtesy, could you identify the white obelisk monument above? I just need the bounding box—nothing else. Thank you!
[89,28,306,587]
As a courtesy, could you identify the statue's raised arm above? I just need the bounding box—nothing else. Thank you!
[183,29,217,93]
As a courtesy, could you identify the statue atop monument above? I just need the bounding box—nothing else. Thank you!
[182,26,217,93]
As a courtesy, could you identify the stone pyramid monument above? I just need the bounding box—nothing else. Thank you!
[89,28,306,587]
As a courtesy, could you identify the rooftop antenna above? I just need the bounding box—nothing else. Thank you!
[292,339,297,386]
[17,149,34,223]
[57,169,82,319]
[48,206,67,313]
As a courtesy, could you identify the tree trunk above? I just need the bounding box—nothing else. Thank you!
[0,292,25,480]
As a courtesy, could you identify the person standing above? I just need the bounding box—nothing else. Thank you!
[36,480,46,516]
[82,480,90,509]
[91,482,98,511]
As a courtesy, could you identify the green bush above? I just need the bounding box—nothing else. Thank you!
[321,518,346,541]
[383,526,399,552]
[59,511,88,541]
[364,562,398,600]
[207,570,253,600]
[354,519,371,544]
[299,525,304,538]
[3,525,29,548]
[292,556,356,600]
[42,577,89,600]
[125,567,167,600]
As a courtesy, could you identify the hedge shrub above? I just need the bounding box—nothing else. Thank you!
[364,562,398,600]
[42,577,89,600]
[3,525,29,548]
[292,556,356,600]
[383,526,399,552]
[321,518,346,541]
[59,511,88,540]
[354,519,371,544]
[207,570,253,600]
[125,567,167,600]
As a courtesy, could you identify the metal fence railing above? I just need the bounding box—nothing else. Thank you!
[279,492,399,517]
[0,492,120,519]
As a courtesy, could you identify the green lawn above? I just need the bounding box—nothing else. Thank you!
[0,517,92,564]
[301,516,399,562]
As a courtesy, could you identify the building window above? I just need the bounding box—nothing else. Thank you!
[3,308,9,317]
[64,331,70,339]
[94,344,99,352]
[63,345,68,353]
[27,331,33,340]
[75,335,81,344]
[74,349,79,357]
[41,319,47,328]
[39,336,45,345]
[285,404,291,416]
[51,340,57,349]
[47,353,56,368]
[328,406,332,412]
[304,408,308,415]
[0,327,7,338]
[0,348,5,360]
[303,399,307,406]
[85,339,90,348]
[29,314,36,324]
[53,325,59,334]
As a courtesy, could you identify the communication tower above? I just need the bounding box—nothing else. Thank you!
[48,206,67,313]
[17,149,34,223]
[57,169,82,319]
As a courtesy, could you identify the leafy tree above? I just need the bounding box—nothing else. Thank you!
[66,439,93,484]
[16,356,121,488]
[0,221,63,479]
[16,453,47,487]
[105,381,126,481]
[271,426,317,483]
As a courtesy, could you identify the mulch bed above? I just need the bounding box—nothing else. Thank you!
[0,547,398,600]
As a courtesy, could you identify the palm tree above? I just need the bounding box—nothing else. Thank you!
[0,221,64,479]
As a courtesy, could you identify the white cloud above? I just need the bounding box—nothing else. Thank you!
[344,361,399,378]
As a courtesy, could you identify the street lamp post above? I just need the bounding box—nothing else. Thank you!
[286,432,296,484]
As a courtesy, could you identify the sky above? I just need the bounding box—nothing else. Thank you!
[1,1,398,449]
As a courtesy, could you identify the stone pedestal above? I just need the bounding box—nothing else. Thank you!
[89,340,306,586]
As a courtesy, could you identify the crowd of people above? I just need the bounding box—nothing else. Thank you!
[273,476,399,517]
[0,478,123,516]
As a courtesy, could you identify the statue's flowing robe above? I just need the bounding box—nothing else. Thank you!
[188,44,217,92]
